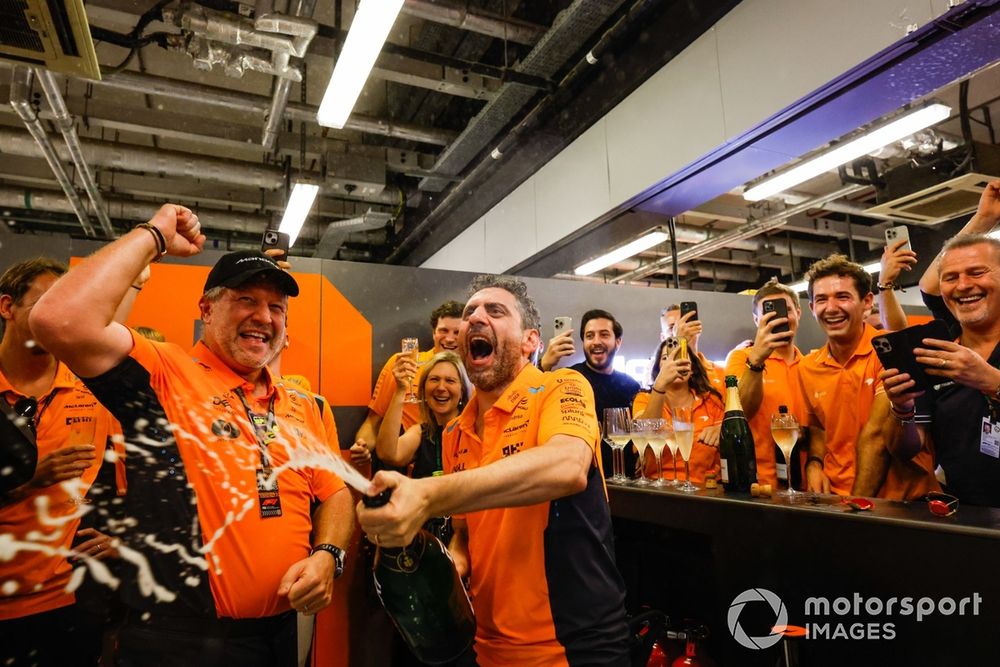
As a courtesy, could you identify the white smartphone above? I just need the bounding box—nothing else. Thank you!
[884,225,911,252]
[553,316,572,336]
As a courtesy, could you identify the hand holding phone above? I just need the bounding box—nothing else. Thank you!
[680,301,698,321]
[884,225,911,253]
[262,229,291,262]
[761,297,790,334]
[872,319,953,392]
[553,316,572,336]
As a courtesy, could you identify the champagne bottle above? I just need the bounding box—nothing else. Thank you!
[362,490,476,664]
[719,375,757,493]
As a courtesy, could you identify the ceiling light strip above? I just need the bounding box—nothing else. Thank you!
[278,182,320,246]
[744,103,952,202]
[574,231,669,276]
[317,0,405,129]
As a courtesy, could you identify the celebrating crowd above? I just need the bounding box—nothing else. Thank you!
[1,180,999,666]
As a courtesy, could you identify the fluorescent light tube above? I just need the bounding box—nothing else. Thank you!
[574,231,669,276]
[278,182,320,246]
[788,261,890,294]
[316,0,405,128]
[744,103,952,202]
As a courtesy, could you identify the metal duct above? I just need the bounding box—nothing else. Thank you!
[262,0,318,151]
[401,0,546,46]
[8,66,97,237]
[90,71,455,147]
[612,185,867,284]
[312,210,394,258]
[35,69,115,238]
[419,0,627,192]
[0,127,402,205]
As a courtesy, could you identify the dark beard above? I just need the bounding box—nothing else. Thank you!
[467,340,520,392]
[585,347,614,371]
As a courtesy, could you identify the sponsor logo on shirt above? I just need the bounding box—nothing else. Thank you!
[502,442,523,457]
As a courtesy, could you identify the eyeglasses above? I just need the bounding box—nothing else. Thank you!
[925,492,959,517]
[13,397,39,434]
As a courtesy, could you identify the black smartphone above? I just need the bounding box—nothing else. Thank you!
[680,301,698,321]
[762,297,790,334]
[871,319,954,392]
[261,228,290,262]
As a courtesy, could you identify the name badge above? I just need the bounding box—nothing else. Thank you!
[256,467,283,518]
[980,417,1000,459]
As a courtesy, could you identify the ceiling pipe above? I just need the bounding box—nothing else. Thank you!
[401,0,546,46]
[0,127,403,206]
[7,66,97,238]
[90,70,455,147]
[34,69,116,239]
[261,0,318,151]
[612,184,867,284]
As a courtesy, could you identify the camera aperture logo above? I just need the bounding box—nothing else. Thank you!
[728,588,983,648]
[728,588,795,650]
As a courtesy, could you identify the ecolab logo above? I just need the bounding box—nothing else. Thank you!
[728,588,983,648]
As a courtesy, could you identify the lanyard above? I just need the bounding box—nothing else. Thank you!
[233,387,277,469]
[429,423,443,475]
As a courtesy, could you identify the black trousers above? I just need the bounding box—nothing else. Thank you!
[0,604,100,667]
[117,609,299,667]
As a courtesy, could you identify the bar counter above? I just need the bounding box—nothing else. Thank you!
[609,483,1000,666]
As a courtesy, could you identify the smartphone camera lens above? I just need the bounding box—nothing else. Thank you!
[265,232,277,244]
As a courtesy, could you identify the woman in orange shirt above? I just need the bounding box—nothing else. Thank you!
[634,339,725,484]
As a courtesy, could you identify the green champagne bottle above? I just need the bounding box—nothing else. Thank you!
[362,490,476,664]
[719,375,757,493]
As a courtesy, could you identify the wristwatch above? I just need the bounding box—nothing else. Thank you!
[745,357,766,373]
[310,543,346,578]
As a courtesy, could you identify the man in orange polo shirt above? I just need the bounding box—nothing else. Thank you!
[724,279,808,489]
[351,300,464,466]
[0,257,125,667]
[357,275,629,667]
[798,255,936,499]
[31,205,354,667]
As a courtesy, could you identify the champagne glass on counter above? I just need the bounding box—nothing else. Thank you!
[672,405,697,493]
[631,419,652,486]
[643,419,671,488]
[603,407,632,484]
[401,337,420,403]
[771,405,801,498]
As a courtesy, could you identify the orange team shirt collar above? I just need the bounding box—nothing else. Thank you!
[455,363,543,434]
[189,340,277,398]
[0,361,78,398]
[815,323,879,369]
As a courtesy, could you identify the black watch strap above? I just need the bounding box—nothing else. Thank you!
[310,543,346,578]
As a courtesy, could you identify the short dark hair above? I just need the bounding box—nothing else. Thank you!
[430,300,464,331]
[0,257,66,338]
[468,275,541,330]
[579,309,623,340]
[804,254,872,302]
[751,278,801,312]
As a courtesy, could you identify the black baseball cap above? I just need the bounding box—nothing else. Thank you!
[203,251,299,296]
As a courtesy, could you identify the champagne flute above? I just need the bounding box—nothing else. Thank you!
[664,428,680,487]
[644,419,671,488]
[603,407,632,484]
[771,406,801,498]
[631,419,652,486]
[401,337,420,404]
[672,405,697,493]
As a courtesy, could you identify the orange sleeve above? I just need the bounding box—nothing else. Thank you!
[724,346,749,379]
[537,369,599,451]
[631,391,650,417]
[367,353,398,416]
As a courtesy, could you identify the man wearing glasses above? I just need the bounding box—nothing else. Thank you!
[0,258,122,665]
[30,205,354,666]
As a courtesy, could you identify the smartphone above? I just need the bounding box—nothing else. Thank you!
[871,319,954,392]
[761,297,790,334]
[261,228,291,262]
[680,301,698,321]
[884,225,911,252]
[553,316,572,336]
